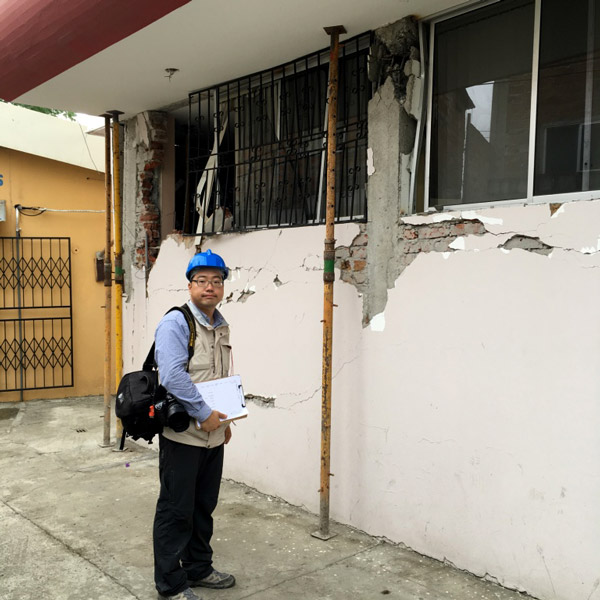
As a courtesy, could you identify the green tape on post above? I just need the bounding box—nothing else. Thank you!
[324,259,335,273]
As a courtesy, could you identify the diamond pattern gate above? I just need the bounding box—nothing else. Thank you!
[0,237,73,392]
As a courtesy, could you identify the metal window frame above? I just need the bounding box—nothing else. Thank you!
[423,0,600,213]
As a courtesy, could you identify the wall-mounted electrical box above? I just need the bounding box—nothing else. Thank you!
[95,250,105,282]
[0,200,6,222]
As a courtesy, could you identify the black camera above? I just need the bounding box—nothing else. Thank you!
[155,393,190,433]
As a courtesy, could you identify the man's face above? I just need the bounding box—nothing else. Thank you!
[188,267,225,314]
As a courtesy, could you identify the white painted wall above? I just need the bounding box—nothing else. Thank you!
[0,102,104,172]
[124,199,600,600]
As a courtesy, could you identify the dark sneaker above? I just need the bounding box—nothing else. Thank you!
[158,587,202,600]
[189,569,236,589]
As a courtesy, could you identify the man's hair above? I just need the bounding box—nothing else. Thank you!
[188,266,224,281]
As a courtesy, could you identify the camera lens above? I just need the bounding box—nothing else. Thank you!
[166,398,190,432]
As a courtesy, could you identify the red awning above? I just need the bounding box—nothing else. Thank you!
[0,0,190,102]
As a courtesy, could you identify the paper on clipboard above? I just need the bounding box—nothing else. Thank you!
[194,375,248,424]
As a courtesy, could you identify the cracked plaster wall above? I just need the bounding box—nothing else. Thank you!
[364,17,422,325]
[123,198,600,600]
[120,16,600,598]
[122,111,168,292]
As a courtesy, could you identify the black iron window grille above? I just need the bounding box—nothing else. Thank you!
[186,32,372,234]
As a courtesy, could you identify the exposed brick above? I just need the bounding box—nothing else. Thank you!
[335,246,350,261]
[352,271,367,285]
[419,226,447,239]
[139,212,159,222]
[403,228,418,239]
[350,246,367,259]
[353,260,366,271]
[464,221,486,235]
[353,232,368,246]
[415,240,433,253]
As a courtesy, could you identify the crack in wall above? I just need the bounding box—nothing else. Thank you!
[500,235,553,256]
[287,355,361,409]
[363,217,488,325]
[244,393,276,407]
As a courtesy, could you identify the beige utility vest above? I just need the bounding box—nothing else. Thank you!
[162,316,231,448]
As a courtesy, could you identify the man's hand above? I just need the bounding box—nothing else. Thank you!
[200,410,227,432]
[224,425,232,444]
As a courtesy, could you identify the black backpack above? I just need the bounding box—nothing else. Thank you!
[115,304,196,450]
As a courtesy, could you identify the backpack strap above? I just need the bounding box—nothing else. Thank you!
[173,304,196,364]
[142,342,157,372]
[119,427,127,451]
[141,304,197,372]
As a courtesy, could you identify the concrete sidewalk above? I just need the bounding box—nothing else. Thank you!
[0,397,536,600]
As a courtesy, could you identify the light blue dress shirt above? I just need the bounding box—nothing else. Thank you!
[154,300,227,423]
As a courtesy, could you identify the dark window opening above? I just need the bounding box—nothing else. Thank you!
[183,32,371,235]
[428,0,600,208]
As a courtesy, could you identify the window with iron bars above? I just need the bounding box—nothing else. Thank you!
[185,33,371,235]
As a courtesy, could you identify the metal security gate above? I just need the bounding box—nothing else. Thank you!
[0,237,73,392]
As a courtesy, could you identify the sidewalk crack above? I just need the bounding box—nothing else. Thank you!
[0,499,142,600]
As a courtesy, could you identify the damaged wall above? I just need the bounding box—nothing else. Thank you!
[125,201,600,600]
[120,17,600,600]
[365,16,424,324]
[122,111,169,294]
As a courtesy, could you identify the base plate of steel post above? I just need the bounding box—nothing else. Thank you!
[311,529,338,541]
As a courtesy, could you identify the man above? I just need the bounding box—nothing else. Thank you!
[153,249,236,600]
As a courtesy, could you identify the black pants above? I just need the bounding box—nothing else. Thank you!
[153,435,224,596]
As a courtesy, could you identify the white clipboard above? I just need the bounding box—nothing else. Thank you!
[194,375,248,424]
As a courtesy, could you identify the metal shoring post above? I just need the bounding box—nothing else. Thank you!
[312,24,346,541]
[108,110,125,448]
[101,114,113,447]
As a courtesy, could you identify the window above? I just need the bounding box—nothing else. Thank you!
[427,0,600,209]
[186,33,371,234]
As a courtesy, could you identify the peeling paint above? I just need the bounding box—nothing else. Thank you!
[302,255,322,271]
[448,237,465,251]
[370,312,386,332]
[500,235,553,256]
[245,393,276,407]
[237,286,256,303]
[367,147,375,176]
[461,210,503,225]
[579,238,600,254]
[432,214,455,223]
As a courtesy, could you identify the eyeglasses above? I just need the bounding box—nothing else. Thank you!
[191,277,224,288]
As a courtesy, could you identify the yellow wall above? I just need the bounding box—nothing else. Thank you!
[0,147,111,401]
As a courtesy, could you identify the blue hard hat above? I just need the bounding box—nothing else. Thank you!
[186,249,229,280]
